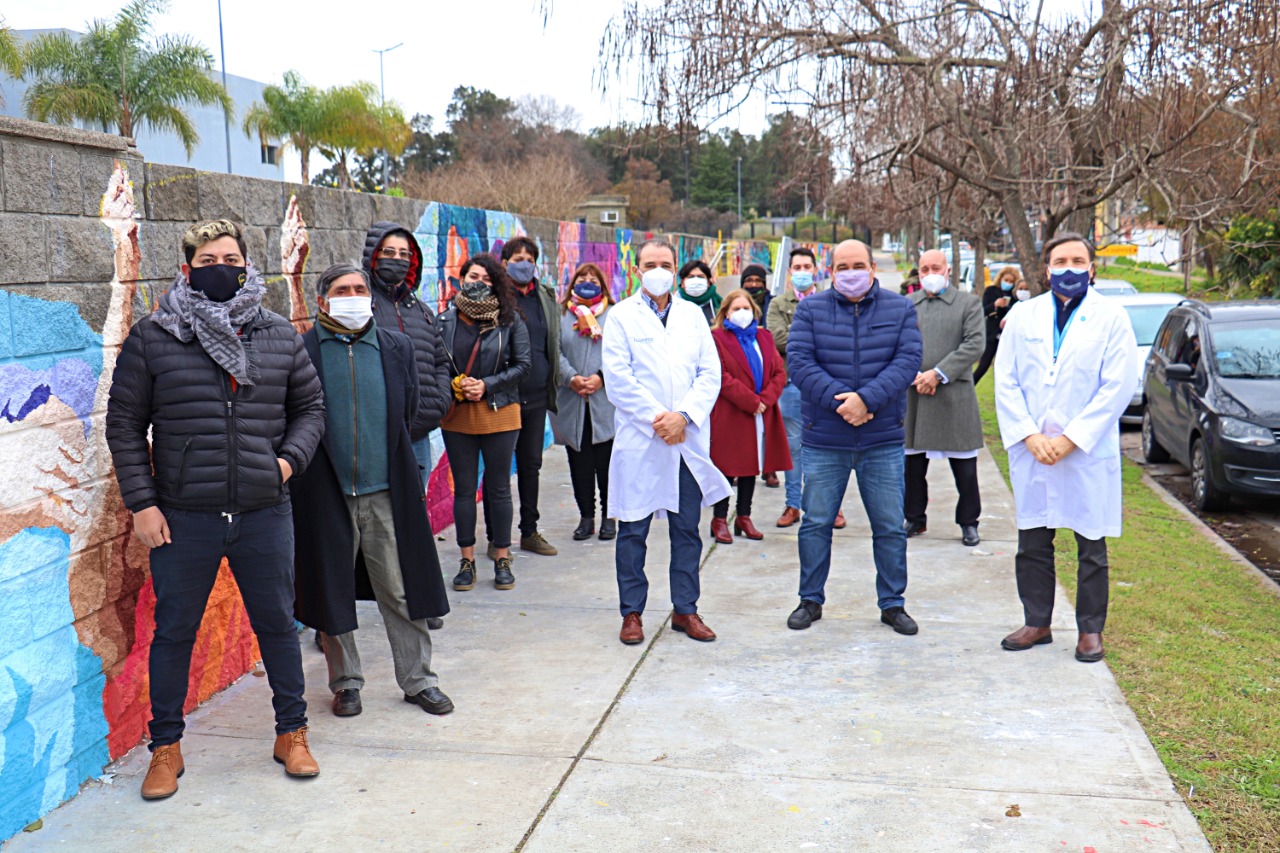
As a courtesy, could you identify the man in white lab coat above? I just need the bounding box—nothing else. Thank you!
[603,239,733,646]
[994,232,1137,663]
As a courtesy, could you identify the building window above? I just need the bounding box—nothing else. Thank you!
[261,144,279,166]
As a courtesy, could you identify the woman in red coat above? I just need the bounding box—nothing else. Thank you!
[709,288,792,543]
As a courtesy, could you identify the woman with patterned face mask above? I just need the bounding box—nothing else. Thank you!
[438,255,531,593]
[974,265,1022,383]
[549,263,619,542]
[677,259,721,325]
[706,290,792,544]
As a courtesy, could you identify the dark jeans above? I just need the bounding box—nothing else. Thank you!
[147,502,306,747]
[616,460,704,616]
[444,428,520,549]
[798,444,908,609]
[1016,527,1110,633]
[713,476,757,519]
[972,330,1000,383]
[904,454,981,527]
[566,410,612,518]
[483,403,547,540]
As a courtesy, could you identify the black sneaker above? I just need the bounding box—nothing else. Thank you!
[573,517,595,540]
[426,617,443,630]
[453,558,476,591]
[494,556,515,590]
[598,518,617,541]
[880,606,919,635]
[787,600,823,630]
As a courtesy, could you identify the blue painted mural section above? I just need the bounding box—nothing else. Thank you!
[0,291,109,839]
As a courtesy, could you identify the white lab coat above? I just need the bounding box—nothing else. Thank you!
[603,292,733,522]
[994,288,1138,539]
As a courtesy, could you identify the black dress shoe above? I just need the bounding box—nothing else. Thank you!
[426,617,443,630]
[787,600,823,630]
[598,518,617,541]
[404,686,455,715]
[961,525,980,546]
[880,606,919,635]
[903,519,927,537]
[573,517,595,540]
[332,688,362,717]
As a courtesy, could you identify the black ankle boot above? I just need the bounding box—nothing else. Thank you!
[598,518,617,541]
[573,517,595,540]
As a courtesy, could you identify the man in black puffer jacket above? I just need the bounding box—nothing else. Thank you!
[361,221,453,488]
[105,219,326,801]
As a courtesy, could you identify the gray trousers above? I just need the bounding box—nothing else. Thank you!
[323,490,438,695]
[1015,527,1109,634]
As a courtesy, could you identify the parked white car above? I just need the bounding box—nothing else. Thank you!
[1111,292,1185,424]
[1094,278,1140,296]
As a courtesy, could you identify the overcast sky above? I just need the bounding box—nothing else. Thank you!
[8,0,1096,180]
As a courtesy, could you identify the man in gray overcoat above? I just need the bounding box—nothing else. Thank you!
[903,249,986,546]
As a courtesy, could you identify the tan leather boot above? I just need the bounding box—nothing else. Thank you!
[273,726,320,777]
[140,743,184,800]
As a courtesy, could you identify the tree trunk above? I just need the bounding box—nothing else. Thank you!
[951,238,962,290]
[972,236,987,293]
[300,148,310,185]
[1182,226,1196,294]
[337,155,351,191]
[1002,193,1045,293]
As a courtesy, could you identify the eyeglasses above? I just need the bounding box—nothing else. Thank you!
[379,248,413,260]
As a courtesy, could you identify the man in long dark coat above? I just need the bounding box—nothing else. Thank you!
[291,263,453,718]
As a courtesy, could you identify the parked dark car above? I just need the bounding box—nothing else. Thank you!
[1142,300,1280,510]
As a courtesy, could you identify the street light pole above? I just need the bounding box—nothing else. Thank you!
[217,0,232,174]
[373,42,403,191]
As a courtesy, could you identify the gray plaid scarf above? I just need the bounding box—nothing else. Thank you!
[152,263,267,386]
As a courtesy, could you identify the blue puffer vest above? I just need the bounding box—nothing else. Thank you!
[785,282,923,451]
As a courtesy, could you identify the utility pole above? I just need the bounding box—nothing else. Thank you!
[373,42,403,190]
[736,156,742,225]
[217,0,232,174]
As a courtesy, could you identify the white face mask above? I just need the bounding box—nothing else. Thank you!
[1015,289,1031,301]
[327,295,373,330]
[641,267,674,297]
[920,273,949,294]
[682,276,709,297]
[728,308,754,329]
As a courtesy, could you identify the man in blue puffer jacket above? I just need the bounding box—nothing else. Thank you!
[784,240,924,635]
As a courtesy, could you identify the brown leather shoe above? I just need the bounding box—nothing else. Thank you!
[1001,625,1053,651]
[671,612,716,641]
[733,515,764,540]
[834,510,847,529]
[1075,632,1105,663]
[763,472,780,488]
[710,517,733,544]
[273,726,320,777]
[140,743,184,800]
[776,506,801,528]
[620,612,644,645]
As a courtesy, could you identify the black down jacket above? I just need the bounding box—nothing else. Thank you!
[105,308,326,514]
[437,308,532,411]
[362,221,453,441]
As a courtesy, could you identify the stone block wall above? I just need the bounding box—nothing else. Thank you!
[0,115,836,841]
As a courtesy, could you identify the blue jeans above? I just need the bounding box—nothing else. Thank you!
[148,501,306,746]
[412,435,433,491]
[615,460,704,616]
[780,382,803,508]
[797,443,908,609]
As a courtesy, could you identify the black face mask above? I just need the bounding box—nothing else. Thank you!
[188,264,247,302]
[459,280,493,301]
[746,287,767,306]
[375,258,412,287]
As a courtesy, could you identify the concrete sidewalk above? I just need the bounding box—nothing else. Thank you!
[5,450,1208,852]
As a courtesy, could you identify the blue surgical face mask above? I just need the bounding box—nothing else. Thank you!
[1049,267,1091,298]
[1000,281,1014,292]
[506,260,537,285]
[791,271,815,292]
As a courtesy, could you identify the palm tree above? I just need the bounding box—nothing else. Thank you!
[242,70,325,184]
[0,22,24,104]
[22,0,231,156]
[315,82,411,190]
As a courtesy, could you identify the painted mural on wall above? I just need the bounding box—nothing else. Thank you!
[0,152,836,841]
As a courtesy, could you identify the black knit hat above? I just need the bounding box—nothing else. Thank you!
[741,264,768,284]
